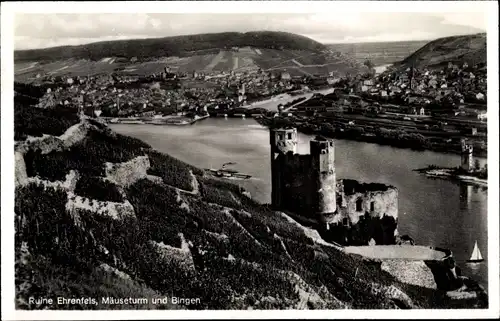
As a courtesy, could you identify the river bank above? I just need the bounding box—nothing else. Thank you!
[255,116,487,158]
[102,114,210,126]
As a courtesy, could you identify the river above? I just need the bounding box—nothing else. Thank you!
[110,114,488,293]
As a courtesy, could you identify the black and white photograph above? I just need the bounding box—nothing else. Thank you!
[1,1,499,319]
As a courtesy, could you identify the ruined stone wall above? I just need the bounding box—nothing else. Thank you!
[337,184,398,225]
[319,180,399,245]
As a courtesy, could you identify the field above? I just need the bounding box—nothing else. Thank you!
[14,47,368,82]
[329,40,428,65]
[15,40,428,82]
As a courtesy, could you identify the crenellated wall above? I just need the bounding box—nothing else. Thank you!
[270,128,399,246]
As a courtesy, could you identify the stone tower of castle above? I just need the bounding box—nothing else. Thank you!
[310,137,337,221]
[460,139,474,172]
[270,128,298,209]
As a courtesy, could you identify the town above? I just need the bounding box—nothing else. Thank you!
[16,56,487,156]
[10,7,493,313]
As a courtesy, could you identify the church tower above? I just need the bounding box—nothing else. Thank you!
[270,128,297,209]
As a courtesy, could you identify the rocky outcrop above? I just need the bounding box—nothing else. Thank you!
[15,151,28,186]
[105,156,150,188]
[16,166,79,192]
[369,283,414,309]
[424,254,463,291]
[381,260,437,289]
[16,121,90,155]
[98,263,132,280]
[66,193,136,224]
[189,170,200,195]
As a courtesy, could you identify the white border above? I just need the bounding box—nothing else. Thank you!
[1,1,498,320]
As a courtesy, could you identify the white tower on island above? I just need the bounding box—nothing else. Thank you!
[460,139,474,172]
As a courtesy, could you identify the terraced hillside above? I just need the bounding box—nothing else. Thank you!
[329,40,428,66]
[15,31,326,62]
[396,33,487,69]
[14,32,368,82]
[13,84,487,310]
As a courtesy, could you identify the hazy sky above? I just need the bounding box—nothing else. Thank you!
[14,12,487,50]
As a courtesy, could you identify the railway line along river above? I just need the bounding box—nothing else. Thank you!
[111,117,488,292]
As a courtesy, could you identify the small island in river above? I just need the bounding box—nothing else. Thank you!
[414,139,487,187]
[414,165,487,187]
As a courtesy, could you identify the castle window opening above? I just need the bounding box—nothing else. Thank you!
[278,134,283,140]
[342,217,349,227]
[356,198,363,212]
[287,132,292,139]
[370,201,375,212]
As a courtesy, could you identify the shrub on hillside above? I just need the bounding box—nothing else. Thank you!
[74,176,123,203]
[15,183,87,263]
[236,198,315,246]
[14,104,80,141]
[126,179,189,247]
[200,182,242,209]
[16,254,167,310]
[24,129,149,181]
[147,151,202,191]
[196,253,299,309]
[199,177,242,194]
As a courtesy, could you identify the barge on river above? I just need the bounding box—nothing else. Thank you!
[204,168,252,179]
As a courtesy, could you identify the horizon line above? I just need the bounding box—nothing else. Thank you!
[14,30,487,52]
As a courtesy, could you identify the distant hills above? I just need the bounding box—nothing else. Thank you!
[329,40,428,66]
[396,33,486,69]
[14,31,368,81]
[14,32,488,82]
[15,31,327,62]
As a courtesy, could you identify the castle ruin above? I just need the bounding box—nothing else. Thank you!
[270,128,399,245]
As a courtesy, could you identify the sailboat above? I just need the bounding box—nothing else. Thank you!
[467,241,484,263]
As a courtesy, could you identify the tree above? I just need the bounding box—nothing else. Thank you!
[363,59,374,70]
[474,159,481,171]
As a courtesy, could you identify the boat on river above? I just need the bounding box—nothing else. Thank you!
[204,168,252,179]
[205,162,252,179]
[467,241,484,263]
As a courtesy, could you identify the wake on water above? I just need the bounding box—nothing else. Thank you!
[246,124,266,129]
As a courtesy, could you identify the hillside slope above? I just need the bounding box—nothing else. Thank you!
[14,31,367,81]
[13,85,487,310]
[15,31,327,62]
[328,40,428,66]
[396,33,486,69]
